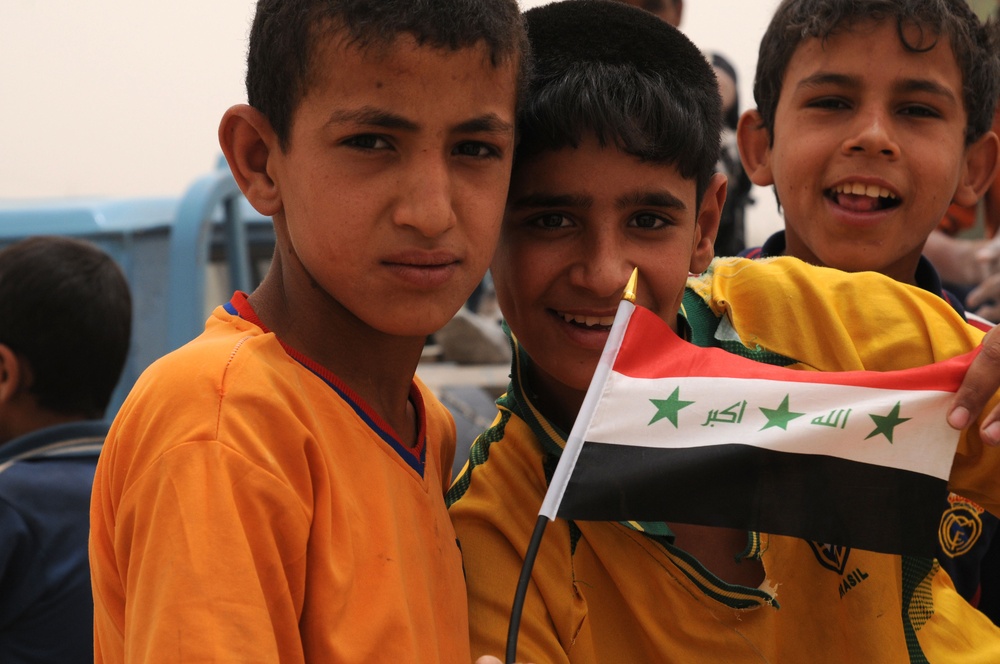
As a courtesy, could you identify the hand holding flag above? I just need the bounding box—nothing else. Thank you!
[505,268,979,662]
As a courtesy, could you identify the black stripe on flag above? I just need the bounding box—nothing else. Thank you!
[557,441,947,556]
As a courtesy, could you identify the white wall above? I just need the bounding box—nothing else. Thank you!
[0,0,783,242]
[0,0,255,200]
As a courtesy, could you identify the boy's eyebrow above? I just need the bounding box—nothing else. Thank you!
[326,106,419,131]
[508,190,686,210]
[616,190,686,211]
[894,78,958,104]
[508,193,592,209]
[454,114,516,136]
[797,72,958,103]
[325,107,514,135]
[795,72,857,91]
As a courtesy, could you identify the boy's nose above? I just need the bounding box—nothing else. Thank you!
[842,109,900,158]
[569,234,632,298]
[391,155,457,237]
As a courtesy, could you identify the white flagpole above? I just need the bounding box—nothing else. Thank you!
[505,268,638,663]
[539,270,637,519]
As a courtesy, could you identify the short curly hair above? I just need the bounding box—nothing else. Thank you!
[753,0,1000,145]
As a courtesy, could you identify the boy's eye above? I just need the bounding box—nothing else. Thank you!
[629,213,668,229]
[343,134,391,150]
[454,141,499,158]
[806,97,851,111]
[529,213,572,229]
[899,104,941,119]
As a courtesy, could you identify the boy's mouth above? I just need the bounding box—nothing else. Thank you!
[826,182,901,213]
[557,311,616,330]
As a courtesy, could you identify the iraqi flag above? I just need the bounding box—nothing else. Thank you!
[540,298,978,557]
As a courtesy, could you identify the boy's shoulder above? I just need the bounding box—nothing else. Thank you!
[133,303,286,400]
[686,256,983,371]
[689,255,965,322]
[108,303,308,460]
[690,255,961,314]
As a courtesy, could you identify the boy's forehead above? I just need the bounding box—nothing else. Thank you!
[283,29,518,150]
[793,17,951,64]
[783,18,961,89]
[303,30,516,100]
[509,139,697,211]
[312,28,491,68]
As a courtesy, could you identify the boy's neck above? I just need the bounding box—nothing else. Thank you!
[248,258,426,446]
[779,230,921,286]
[526,360,586,434]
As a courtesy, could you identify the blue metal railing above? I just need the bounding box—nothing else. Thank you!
[0,163,273,416]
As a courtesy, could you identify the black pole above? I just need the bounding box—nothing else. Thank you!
[505,514,550,664]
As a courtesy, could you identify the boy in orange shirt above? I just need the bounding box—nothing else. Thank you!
[89,0,526,662]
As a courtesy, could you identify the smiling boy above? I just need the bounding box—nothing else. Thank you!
[89,1,526,662]
[739,1,999,285]
[448,1,1000,662]
[737,0,1000,619]
[492,133,720,433]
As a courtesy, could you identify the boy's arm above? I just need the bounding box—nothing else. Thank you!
[91,438,310,663]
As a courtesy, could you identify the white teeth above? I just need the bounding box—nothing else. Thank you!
[560,312,615,327]
[833,182,897,199]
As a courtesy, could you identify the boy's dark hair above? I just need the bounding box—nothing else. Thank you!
[0,237,131,419]
[519,0,722,203]
[754,0,1000,144]
[247,0,530,149]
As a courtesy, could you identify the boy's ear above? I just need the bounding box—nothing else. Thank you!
[0,344,23,405]
[737,109,776,187]
[218,104,284,217]
[690,172,726,274]
[953,130,1000,208]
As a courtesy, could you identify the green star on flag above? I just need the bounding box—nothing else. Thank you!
[866,401,911,443]
[759,394,805,431]
[649,387,694,428]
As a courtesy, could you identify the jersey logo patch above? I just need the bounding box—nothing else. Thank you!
[808,541,850,574]
[939,499,984,558]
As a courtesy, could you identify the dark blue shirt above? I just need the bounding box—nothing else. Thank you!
[0,421,106,663]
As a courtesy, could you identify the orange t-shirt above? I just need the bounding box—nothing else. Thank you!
[90,293,470,663]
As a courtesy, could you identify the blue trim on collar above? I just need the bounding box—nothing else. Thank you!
[295,361,426,476]
[0,420,108,465]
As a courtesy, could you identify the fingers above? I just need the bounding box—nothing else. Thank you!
[949,324,1000,445]
[966,272,1000,312]
[974,236,1000,275]
[973,302,1000,324]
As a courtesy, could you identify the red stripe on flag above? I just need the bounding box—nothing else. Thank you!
[614,306,976,393]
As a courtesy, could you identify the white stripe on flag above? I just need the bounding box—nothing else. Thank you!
[584,373,959,480]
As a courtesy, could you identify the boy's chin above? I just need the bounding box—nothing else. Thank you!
[532,361,597,397]
[370,309,457,340]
